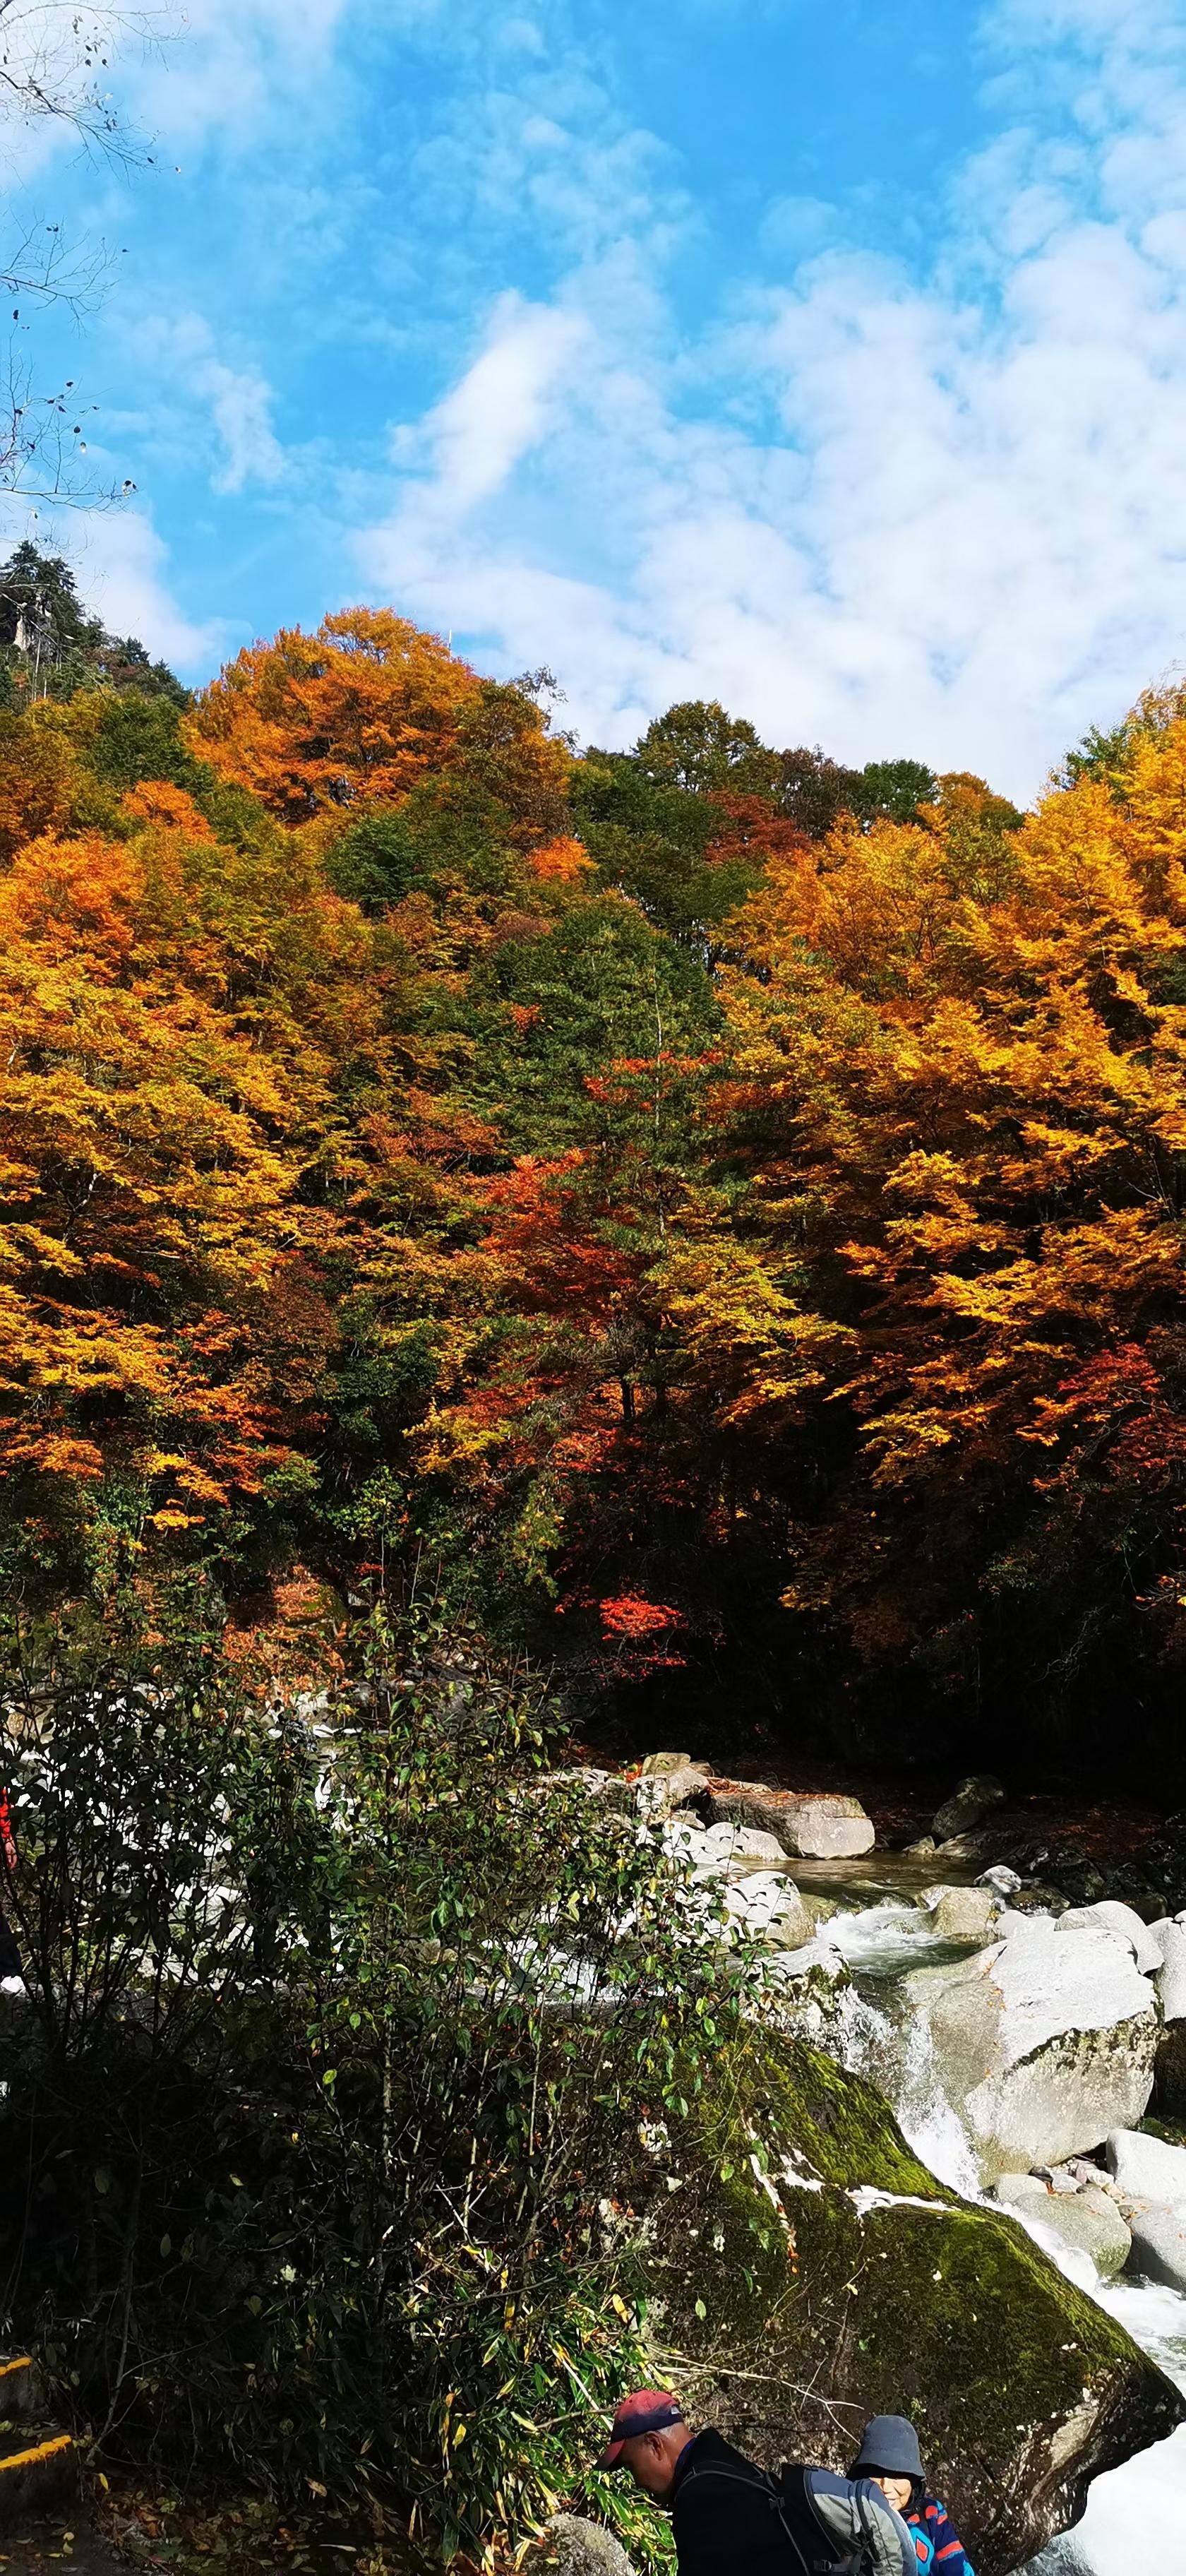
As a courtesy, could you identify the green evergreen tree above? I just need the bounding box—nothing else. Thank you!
[0,541,188,705]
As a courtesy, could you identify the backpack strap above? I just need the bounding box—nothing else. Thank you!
[798,2467,877,2576]
[852,2484,878,2575]
[784,2464,849,2575]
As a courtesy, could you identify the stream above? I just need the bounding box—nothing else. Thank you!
[787,1857,1186,2575]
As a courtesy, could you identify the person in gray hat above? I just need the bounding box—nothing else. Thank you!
[849,2416,974,2576]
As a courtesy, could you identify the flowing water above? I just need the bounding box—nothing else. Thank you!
[789,1868,1186,2575]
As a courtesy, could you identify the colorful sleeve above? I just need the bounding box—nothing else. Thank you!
[906,2517,934,2572]
[925,2497,974,2576]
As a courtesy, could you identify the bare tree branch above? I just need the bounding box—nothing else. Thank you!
[0,5,180,500]
[0,4,179,170]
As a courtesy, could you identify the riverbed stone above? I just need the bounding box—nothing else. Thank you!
[978,1865,1023,1897]
[625,2027,1181,2575]
[921,1885,1000,1944]
[1058,1902,1163,1975]
[721,1872,815,1945]
[1106,2125,1186,2207]
[993,2172,1132,2279]
[664,1819,797,1882]
[704,1823,789,1869]
[785,1796,875,1857]
[761,1934,846,1986]
[1008,1885,1070,1916]
[1100,2132,1186,2288]
[905,1920,1158,2183]
[638,1759,712,1815]
[527,2520,637,2576]
[1120,2202,1186,2292]
[1149,1914,1186,2021]
[801,1891,841,1926]
[705,1781,875,1858]
[933,1775,1007,1840]
[934,1831,994,1863]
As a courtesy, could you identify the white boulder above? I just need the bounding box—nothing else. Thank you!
[723,1873,814,1945]
[762,1935,844,1983]
[1105,2129,1186,2290]
[664,1819,794,1880]
[660,1818,813,1946]
[993,1907,1044,1940]
[1122,2202,1186,2292]
[920,1885,1000,1945]
[780,1794,875,1858]
[1148,1915,1186,2022]
[1058,1902,1163,1976]
[703,1823,791,1870]
[906,1919,1158,2183]
[705,1783,875,1859]
[638,1758,712,1815]
[1106,2127,1186,2206]
[978,1865,1023,1897]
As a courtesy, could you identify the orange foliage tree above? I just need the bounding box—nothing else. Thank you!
[714,731,1186,1726]
[14,597,1186,1762]
[0,787,406,1571]
[186,608,571,844]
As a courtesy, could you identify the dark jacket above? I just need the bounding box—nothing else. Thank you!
[670,2428,916,2576]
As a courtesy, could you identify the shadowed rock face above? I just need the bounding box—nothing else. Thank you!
[613,2033,1182,2576]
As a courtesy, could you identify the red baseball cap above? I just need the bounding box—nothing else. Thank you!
[597,2390,685,2469]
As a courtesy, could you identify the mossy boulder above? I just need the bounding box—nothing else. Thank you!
[618,2031,1180,2575]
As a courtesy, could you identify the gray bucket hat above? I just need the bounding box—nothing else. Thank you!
[850,2415,925,2483]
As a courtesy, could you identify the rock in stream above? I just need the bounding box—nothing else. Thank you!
[903,1916,1160,2183]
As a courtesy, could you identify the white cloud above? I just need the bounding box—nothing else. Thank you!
[73,508,225,665]
[390,294,589,518]
[133,311,287,494]
[984,0,1182,45]
[130,0,359,148]
[198,355,286,496]
[354,0,1186,797]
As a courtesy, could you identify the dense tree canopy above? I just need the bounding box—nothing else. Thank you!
[4,592,1186,1770]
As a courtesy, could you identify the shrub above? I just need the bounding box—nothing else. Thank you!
[0,1600,753,2561]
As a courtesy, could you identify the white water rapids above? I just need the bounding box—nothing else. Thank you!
[791,1869,1186,2576]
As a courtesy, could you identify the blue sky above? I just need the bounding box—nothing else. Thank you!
[6,0,1186,795]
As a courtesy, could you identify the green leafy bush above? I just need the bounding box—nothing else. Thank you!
[0,1601,753,2560]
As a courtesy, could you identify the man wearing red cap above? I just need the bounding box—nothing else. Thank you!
[598,2390,916,2576]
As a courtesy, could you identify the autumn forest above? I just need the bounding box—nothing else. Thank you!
[5,547,1186,1778]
